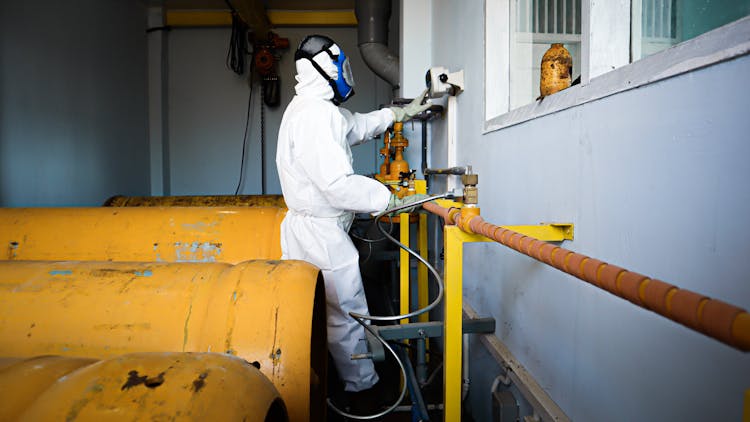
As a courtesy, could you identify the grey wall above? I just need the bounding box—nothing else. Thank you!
[428,1,750,421]
[0,1,149,206]
[164,26,394,196]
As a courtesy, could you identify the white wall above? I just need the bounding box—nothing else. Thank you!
[162,26,394,196]
[420,1,750,421]
[0,1,149,206]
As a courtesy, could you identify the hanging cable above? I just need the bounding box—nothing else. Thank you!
[260,82,267,194]
[224,0,247,75]
[234,62,254,195]
[364,193,452,322]
[327,314,408,420]
[327,193,453,420]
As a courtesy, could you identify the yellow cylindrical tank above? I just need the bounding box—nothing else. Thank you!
[104,194,287,208]
[0,355,98,420]
[0,260,325,422]
[5,353,287,422]
[0,207,285,263]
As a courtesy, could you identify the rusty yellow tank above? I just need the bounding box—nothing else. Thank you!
[104,194,286,208]
[0,207,285,263]
[0,355,98,420]
[0,260,326,422]
[540,43,572,98]
[3,353,287,421]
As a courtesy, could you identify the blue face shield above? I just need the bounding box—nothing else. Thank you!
[330,49,355,103]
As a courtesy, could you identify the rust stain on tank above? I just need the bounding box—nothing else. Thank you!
[93,323,152,331]
[192,371,209,393]
[7,241,18,260]
[121,370,166,390]
[270,307,281,378]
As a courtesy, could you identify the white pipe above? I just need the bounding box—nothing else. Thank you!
[462,333,470,401]
[446,96,458,193]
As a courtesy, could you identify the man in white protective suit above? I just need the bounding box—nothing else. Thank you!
[275,34,430,395]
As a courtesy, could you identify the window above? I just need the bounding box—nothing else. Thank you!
[510,0,581,110]
[632,0,750,61]
[485,0,750,132]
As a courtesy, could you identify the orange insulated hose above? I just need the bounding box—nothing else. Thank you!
[423,202,750,352]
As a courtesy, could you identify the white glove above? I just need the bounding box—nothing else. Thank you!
[387,193,431,215]
[389,89,431,122]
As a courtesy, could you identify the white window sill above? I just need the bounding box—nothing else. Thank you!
[484,16,750,134]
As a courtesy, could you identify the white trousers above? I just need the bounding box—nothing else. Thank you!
[280,212,379,392]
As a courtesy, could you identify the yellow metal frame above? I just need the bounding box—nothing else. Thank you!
[418,213,429,323]
[500,223,573,241]
[165,0,269,36]
[744,389,749,422]
[400,213,410,322]
[397,188,575,420]
[166,10,233,26]
[441,223,574,421]
[398,181,429,325]
[443,226,490,421]
[267,10,357,26]
[165,9,356,28]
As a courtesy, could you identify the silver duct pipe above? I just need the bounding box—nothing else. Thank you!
[355,0,400,89]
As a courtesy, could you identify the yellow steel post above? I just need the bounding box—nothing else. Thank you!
[418,213,429,323]
[443,227,493,421]
[443,226,463,422]
[744,389,750,422]
[400,213,410,322]
[416,180,429,324]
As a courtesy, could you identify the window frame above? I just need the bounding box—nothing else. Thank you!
[484,3,750,133]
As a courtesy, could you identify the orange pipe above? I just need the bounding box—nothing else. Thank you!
[423,202,750,352]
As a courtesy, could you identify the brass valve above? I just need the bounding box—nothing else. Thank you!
[461,168,478,206]
[376,122,412,198]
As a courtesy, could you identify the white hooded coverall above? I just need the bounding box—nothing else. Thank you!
[275,48,393,392]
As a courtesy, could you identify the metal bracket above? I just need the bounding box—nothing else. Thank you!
[364,317,496,363]
[363,328,385,363]
[430,200,574,242]
[501,223,574,242]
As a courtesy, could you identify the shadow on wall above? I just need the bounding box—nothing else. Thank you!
[0,0,149,207]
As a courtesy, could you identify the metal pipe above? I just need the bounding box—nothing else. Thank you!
[423,166,467,176]
[423,202,750,352]
[355,0,399,88]
[397,345,430,421]
[416,337,427,385]
[422,121,428,179]
[462,333,470,402]
[393,404,444,412]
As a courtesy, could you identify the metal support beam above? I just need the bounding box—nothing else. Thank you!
[443,226,494,420]
[266,10,357,26]
[400,213,410,324]
[374,319,496,341]
[398,345,430,421]
[418,215,429,322]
